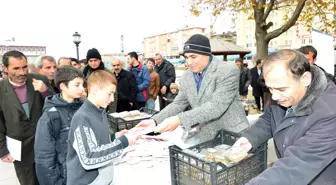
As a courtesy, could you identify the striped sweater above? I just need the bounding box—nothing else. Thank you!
[66,99,128,185]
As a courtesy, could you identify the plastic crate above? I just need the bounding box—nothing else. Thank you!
[169,130,267,185]
[108,107,158,132]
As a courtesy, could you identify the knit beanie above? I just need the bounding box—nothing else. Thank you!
[183,34,211,56]
[86,48,102,61]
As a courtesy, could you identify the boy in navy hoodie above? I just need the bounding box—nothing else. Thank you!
[35,66,85,185]
[66,70,138,185]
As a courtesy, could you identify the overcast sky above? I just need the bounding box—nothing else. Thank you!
[0,0,233,59]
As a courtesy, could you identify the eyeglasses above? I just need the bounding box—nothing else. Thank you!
[112,64,121,67]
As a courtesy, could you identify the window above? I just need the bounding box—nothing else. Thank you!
[302,39,306,44]
[309,39,312,44]
[289,40,292,45]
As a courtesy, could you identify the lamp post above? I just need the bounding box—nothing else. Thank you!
[72,32,81,60]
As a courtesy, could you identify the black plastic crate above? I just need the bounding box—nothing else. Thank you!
[169,130,267,185]
[108,107,158,132]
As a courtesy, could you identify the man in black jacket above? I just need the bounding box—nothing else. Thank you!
[112,59,138,112]
[235,58,252,100]
[154,53,176,110]
[250,59,264,111]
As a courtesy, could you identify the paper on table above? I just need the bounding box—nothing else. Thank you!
[6,136,21,161]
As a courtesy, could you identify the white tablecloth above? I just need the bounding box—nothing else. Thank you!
[113,114,262,185]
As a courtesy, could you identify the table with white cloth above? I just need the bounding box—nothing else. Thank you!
[113,115,262,185]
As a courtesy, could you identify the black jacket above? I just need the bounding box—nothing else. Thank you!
[154,59,176,90]
[257,68,270,93]
[238,67,252,96]
[115,69,138,112]
[35,95,83,185]
[51,79,60,94]
[165,90,179,106]
[250,67,263,97]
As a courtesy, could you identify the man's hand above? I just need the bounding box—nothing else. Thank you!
[135,119,156,128]
[32,78,48,92]
[232,137,252,153]
[125,134,140,146]
[154,116,180,133]
[116,129,128,138]
[1,154,14,163]
[160,86,167,95]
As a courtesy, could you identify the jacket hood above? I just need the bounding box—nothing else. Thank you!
[43,94,83,112]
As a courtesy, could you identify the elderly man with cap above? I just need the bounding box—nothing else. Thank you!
[137,34,249,145]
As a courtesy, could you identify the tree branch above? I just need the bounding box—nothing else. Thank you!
[262,0,276,22]
[262,22,274,30]
[266,0,307,41]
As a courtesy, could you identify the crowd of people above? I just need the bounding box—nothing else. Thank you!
[0,33,335,185]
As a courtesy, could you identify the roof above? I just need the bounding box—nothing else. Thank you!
[210,36,250,55]
[144,27,206,39]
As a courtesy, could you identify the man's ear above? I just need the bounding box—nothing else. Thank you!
[301,71,312,87]
[2,64,8,73]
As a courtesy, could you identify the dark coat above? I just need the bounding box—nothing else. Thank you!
[115,69,138,112]
[250,67,263,97]
[0,73,53,165]
[238,67,252,96]
[35,95,83,185]
[165,90,179,106]
[243,66,336,185]
[51,79,60,94]
[154,59,176,90]
[257,68,270,93]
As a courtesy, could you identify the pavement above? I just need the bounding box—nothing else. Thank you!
[0,162,19,185]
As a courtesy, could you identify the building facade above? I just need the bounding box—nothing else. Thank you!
[235,11,336,52]
[143,27,206,58]
[0,40,46,64]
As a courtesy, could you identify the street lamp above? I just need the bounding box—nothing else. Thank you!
[72,32,81,60]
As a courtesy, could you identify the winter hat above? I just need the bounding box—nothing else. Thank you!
[183,34,211,56]
[86,48,102,61]
[170,83,179,90]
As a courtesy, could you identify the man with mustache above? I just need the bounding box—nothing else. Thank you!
[137,34,249,145]
[0,50,53,185]
[234,49,336,185]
